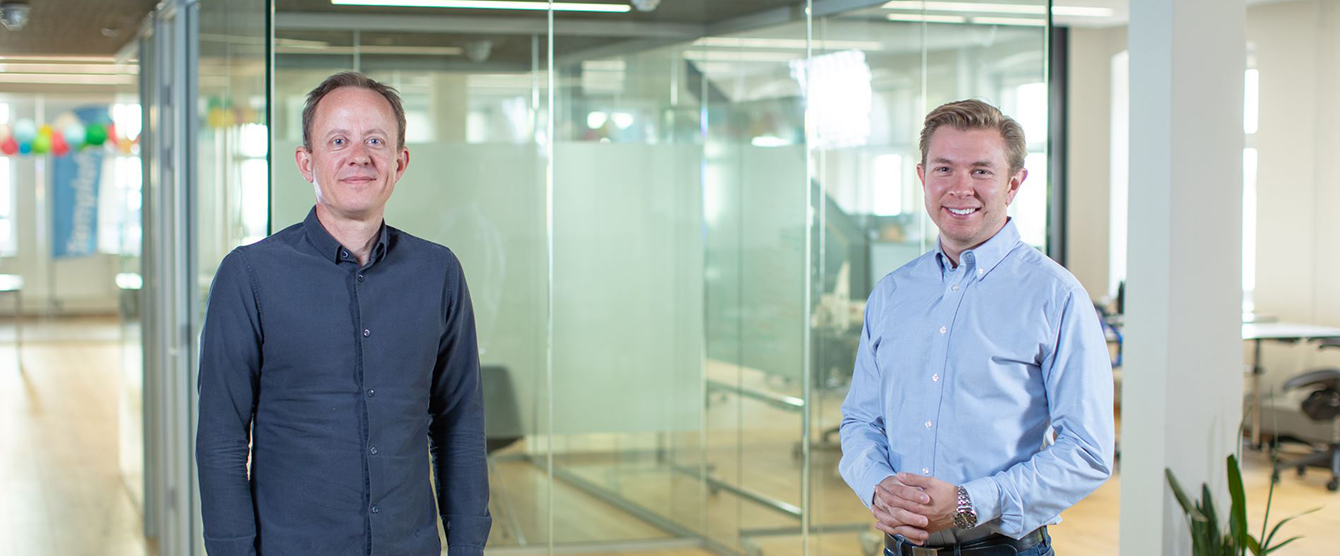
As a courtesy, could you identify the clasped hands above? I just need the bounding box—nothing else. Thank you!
[870,472,959,546]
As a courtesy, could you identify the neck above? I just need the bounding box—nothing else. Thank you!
[314,203,382,266]
[939,218,1010,268]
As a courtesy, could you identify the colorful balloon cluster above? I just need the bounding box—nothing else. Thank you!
[0,113,137,157]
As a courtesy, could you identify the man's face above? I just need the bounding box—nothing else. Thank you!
[917,126,1026,255]
[295,86,408,220]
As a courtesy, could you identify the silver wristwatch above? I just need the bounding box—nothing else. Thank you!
[952,485,978,529]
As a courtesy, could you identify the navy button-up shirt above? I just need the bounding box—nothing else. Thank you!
[197,207,491,556]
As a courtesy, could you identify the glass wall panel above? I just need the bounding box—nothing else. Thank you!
[258,3,1049,556]
[806,4,1050,556]
[270,2,553,548]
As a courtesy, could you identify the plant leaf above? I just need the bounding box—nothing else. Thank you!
[1167,468,1197,515]
[1226,455,1249,551]
[1264,535,1303,554]
[1263,506,1323,549]
[1245,533,1261,556]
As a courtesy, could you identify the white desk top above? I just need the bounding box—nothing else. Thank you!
[1242,321,1340,341]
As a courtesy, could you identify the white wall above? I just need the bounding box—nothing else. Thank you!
[1065,26,1127,299]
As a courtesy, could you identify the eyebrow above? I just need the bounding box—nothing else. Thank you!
[930,157,997,168]
[323,128,389,138]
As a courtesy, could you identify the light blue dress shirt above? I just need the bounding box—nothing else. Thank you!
[838,220,1115,542]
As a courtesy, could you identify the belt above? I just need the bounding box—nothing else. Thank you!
[885,528,1046,556]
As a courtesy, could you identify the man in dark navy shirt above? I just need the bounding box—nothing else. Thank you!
[196,71,490,556]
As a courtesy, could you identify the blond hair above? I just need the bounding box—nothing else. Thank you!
[918,99,1027,175]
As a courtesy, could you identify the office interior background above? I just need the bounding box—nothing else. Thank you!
[0,0,1337,555]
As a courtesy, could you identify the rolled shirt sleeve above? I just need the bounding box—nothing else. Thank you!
[839,280,897,508]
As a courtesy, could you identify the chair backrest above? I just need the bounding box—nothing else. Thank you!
[481,365,524,453]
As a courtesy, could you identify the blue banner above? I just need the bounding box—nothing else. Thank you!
[51,149,102,258]
[51,106,107,259]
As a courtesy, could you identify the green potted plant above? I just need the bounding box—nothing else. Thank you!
[1165,454,1320,555]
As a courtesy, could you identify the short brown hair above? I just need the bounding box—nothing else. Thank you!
[301,71,407,151]
[918,99,1027,175]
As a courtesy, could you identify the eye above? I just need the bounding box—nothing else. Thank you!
[973,169,992,176]
[367,137,383,147]
[935,166,950,173]
[331,137,346,147]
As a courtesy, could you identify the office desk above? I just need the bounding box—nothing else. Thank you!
[1243,322,1340,447]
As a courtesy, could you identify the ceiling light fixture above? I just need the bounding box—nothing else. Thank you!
[971,16,1046,26]
[885,13,968,24]
[330,0,631,13]
[883,1,1114,18]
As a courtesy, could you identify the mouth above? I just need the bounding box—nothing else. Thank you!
[943,207,980,218]
[340,176,376,184]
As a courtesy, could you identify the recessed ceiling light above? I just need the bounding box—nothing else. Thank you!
[330,0,631,13]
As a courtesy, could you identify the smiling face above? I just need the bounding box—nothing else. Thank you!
[295,86,409,222]
[917,126,1027,259]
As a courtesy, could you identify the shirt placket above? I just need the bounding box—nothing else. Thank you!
[342,249,380,556]
[923,253,976,478]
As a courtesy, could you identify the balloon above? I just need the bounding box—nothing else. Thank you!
[51,134,69,156]
[63,123,86,146]
[37,124,52,138]
[51,113,78,131]
[31,134,50,154]
[13,119,36,144]
[106,123,117,141]
[0,124,10,143]
[1,136,16,155]
[19,142,31,154]
[85,123,107,146]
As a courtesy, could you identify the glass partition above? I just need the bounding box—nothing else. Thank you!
[264,2,1050,556]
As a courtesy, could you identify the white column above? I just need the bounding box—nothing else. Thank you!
[1120,1,1245,555]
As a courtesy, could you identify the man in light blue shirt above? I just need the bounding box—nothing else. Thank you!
[839,100,1114,556]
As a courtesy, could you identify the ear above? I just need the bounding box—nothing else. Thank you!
[295,146,315,183]
[916,162,926,189]
[393,147,410,182]
[1004,167,1027,206]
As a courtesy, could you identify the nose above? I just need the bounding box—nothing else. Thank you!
[347,142,372,166]
[946,172,973,197]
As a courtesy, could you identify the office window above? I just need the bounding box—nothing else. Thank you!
[1242,66,1259,315]
[98,103,144,256]
[0,102,14,257]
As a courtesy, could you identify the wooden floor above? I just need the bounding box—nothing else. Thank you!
[5,317,1339,556]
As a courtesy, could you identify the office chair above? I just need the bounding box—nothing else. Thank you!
[481,365,528,543]
[1271,338,1340,492]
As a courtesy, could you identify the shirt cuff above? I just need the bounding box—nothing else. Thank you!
[961,476,1002,525]
[855,462,897,510]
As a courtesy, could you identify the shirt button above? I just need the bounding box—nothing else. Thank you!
[370,446,378,455]
[341,250,349,258]
[952,284,960,291]
[939,326,947,334]
[977,268,984,276]
[932,374,939,382]
[367,389,375,398]
[363,329,371,337]
[358,274,364,282]
[925,421,933,428]
[371,505,380,514]
[922,468,930,474]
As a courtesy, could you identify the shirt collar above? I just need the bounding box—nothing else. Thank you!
[933,218,1022,279]
[302,206,390,266]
